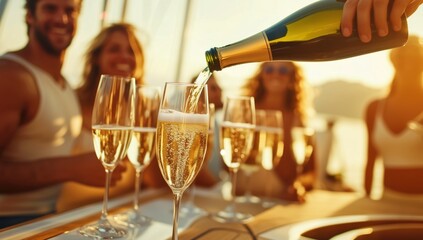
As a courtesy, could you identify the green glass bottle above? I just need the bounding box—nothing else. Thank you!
[205,0,408,71]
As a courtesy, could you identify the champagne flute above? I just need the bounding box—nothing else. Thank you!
[114,85,160,226]
[291,126,315,196]
[237,110,283,204]
[236,110,266,203]
[213,96,255,223]
[79,75,135,239]
[256,110,284,207]
[156,82,209,240]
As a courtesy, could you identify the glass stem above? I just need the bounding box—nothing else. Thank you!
[172,192,183,240]
[101,169,112,221]
[133,168,143,211]
[188,184,196,206]
[296,163,303,181]
[265,170,272,197]
[229,168,238,216]
[244,172,252,197]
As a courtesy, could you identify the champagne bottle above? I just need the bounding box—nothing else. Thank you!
[205,0,408,71]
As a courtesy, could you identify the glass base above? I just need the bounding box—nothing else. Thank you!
[113,210,152,228]
[78,218,128,239]
[235,194,261,204]
[261,197,278,208]
[180,202,207,215]
[211,209,252,223]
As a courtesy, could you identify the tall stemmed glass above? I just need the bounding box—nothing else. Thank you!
[291,126,315,196]
[237,109,283,204]
[213,96,255,223]
[115,85,160,226]
[156,82,209,240]
[256,110,284,207]
[79,75,135,239]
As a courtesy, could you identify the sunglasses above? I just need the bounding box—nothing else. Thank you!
[263,65,293,75]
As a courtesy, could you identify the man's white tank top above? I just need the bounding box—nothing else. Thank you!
[0,53,82,215]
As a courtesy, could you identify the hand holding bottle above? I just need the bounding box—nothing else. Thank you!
[206,0,408,72]
[341,0,421,42]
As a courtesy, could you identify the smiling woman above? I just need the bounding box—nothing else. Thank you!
[57,22,146,212]
[76,22,144,130]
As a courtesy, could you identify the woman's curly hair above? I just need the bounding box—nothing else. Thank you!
[242,61,310,123]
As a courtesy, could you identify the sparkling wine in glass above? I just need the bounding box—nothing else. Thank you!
[156,82,209,240]
[79,75,135,239]
[256,110,284,171]
[114,85,160,227]
[182,103,215,214]
[213,96,255,223]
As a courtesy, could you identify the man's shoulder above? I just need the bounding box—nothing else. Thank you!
[0,53,33,84]
[0,64,36,109]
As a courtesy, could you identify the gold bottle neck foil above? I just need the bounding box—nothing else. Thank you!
[206,32,271,71]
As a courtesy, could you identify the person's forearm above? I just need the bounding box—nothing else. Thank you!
[364,161,375,197]
[364,174,374,197]
[0,156,70,193]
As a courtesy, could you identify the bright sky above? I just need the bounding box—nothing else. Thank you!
[0,0,422,91]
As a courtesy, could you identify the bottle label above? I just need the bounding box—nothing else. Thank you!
[268,10,341,43]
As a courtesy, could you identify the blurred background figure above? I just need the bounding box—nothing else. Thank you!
[58,23,145,212]
[364,35,423,205]
[239,61,316,202]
